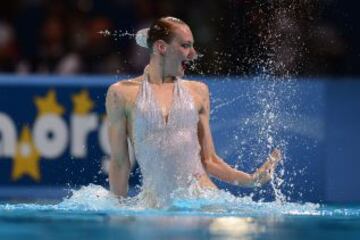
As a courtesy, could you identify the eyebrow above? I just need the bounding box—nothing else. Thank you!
[182,40,194,45]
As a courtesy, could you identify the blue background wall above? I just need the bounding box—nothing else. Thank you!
[0,75,358,203]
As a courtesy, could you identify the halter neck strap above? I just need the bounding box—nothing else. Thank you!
[142,65,179,84]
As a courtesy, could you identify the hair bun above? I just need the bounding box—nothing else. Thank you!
[135,28,149,48]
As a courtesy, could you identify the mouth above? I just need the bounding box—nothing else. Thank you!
[181,60,192,71]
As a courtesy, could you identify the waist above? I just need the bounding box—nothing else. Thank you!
[138,173,218,208]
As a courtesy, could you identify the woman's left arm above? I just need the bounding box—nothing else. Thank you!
[196,82,281,187]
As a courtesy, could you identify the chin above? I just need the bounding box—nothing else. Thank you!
[177,68,185,77]
[178,71,185,78]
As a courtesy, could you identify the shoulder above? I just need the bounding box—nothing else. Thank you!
[107,76,142,100]
[108,76,142,95]
[181,79,209,96]
[106,76,142,110]
[181,80,210,112]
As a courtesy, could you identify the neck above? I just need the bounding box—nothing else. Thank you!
[146,58,176,84]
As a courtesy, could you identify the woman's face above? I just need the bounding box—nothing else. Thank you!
[163,24,197,78]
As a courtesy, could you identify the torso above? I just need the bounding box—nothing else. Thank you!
[112,75,205,144]
[110,75,216,206]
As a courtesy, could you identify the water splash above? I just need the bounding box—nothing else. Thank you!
[203,2,321,203]
[3,184,360,219]
[98,29,136,41]
[93,1,319,206]
[0,184,322,217]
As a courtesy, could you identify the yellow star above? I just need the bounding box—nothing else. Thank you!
[12,126,41,182]
[72,89,94,115]
[34,89,65,117]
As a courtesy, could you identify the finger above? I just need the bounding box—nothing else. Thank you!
[264,172,272,182]
[272,149,282,160]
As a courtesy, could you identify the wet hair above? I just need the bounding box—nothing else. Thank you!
[146,17,187,49]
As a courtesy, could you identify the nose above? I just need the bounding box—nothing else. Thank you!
[188,47,198,61]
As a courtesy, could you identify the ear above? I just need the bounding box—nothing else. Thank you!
[154,40,168,55]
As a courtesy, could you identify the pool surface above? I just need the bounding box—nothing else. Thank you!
[1,186,359,240]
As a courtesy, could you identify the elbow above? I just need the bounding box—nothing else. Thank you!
[108,158,130,179]
[111,155,130,169]
[202,160,211,173]
[201,154,217,175]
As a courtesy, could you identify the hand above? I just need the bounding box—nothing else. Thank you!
[269,148,282,165]
[252,148,282,186]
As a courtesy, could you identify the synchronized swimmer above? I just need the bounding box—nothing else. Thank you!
[105,16,281,207]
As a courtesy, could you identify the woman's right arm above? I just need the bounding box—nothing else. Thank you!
[105,84,131,197]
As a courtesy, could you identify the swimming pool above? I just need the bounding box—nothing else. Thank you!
[1,185,359,240]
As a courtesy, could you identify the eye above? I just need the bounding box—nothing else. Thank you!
[181,43,192,49]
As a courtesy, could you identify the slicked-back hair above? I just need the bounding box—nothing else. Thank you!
[147,16,187,50]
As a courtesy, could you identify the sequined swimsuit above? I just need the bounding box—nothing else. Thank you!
[133,69,205,207]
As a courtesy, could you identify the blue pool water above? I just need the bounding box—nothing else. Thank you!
[1,185,359,240]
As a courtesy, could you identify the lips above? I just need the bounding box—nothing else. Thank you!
[181,61,187,70]
[181,60,192,70]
